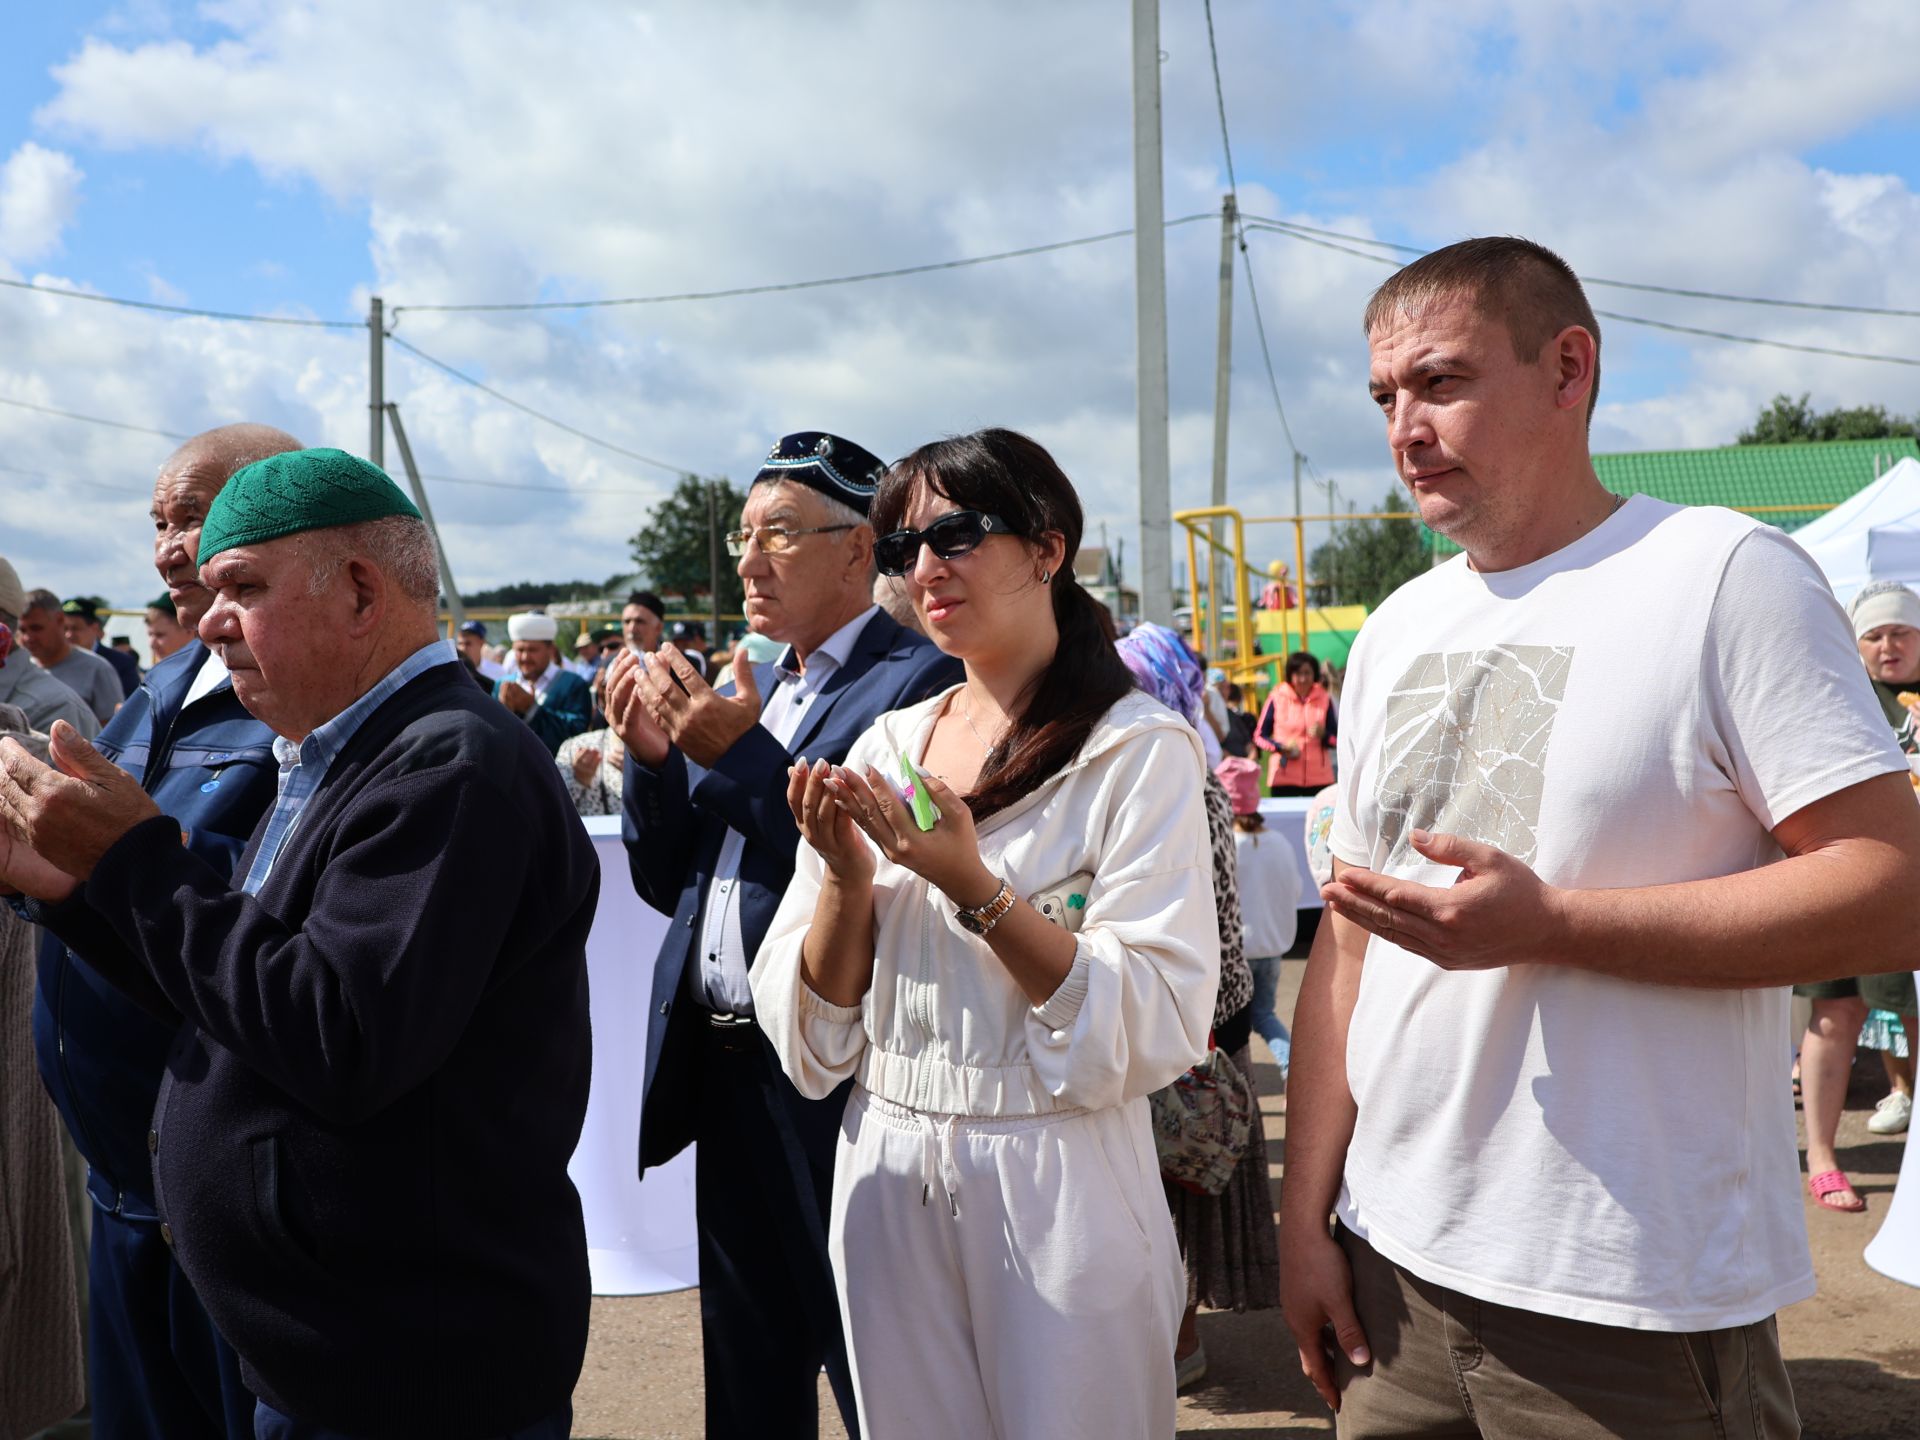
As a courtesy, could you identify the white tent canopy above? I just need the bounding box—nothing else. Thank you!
[1790,457,1920,606]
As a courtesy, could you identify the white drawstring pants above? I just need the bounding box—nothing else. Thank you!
[829,1087,1184,1439]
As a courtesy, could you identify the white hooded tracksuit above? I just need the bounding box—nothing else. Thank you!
[751,688,1221,1439]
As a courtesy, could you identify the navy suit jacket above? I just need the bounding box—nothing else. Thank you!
[623,609,962,1170]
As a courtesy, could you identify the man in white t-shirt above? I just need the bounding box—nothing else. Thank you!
[1278,237,1920,1439]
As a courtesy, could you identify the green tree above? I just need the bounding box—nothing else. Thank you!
[1309,490,1428,608]
[627,474,749,615]
[1738,393,1916,445]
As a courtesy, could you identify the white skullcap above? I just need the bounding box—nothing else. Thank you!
[1847,581,1920,639]
[506,612,558,643]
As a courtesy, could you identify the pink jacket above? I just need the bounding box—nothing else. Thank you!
[1255,682,1334,789]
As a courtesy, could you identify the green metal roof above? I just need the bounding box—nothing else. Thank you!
[1428,437,1920,556]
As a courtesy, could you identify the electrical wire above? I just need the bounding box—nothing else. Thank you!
[0,392,187,439]
[418,468,659,498]
[0,387,664,498]
[0,274,364,328]
[1241,222,1920,368]
[1202,0,1299,457]
[387,334,699,475]
[1201,0,1240,196]
[388,216,1218,317]
[1241,214,1920,320]
[0,459,151,498]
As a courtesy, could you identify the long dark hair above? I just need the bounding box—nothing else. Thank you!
[872,428,1134,822]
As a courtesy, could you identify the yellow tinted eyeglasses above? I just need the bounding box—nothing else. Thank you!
[724,524,855,557]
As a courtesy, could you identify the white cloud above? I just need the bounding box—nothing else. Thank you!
[4,0,1919,609]
[0,142,83,262]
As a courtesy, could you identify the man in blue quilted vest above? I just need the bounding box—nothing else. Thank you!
[32,422,298,1439]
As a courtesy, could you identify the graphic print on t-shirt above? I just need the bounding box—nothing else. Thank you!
[1377,645,1572,869]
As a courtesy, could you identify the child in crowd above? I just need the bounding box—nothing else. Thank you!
[1218,756,1299,1079]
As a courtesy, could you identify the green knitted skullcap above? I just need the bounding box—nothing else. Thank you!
[196,448,422,565]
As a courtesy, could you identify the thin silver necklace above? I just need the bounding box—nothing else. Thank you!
[959,692,1004,751]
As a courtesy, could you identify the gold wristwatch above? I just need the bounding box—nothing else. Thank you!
[954,876,1016,937]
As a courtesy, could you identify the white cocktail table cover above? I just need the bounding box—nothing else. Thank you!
[567,816,698,1295]
[1863,970,1920,1289]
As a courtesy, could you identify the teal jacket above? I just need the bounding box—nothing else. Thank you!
[493,667,593,754]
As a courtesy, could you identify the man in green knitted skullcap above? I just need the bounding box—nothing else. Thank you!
[195,446,422,568]
[0,445,595,1437]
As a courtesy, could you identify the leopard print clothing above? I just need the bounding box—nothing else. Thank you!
[1204,772,1254,1027]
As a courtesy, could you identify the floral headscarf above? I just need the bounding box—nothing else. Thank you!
[1116,622,1205,727]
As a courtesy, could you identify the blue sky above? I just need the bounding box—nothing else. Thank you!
[3,1,1919,619]
[3,6,366,320]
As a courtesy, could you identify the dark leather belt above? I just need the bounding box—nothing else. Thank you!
[701,1008,760,1055]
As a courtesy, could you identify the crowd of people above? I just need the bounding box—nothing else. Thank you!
[0,234,1913,1440]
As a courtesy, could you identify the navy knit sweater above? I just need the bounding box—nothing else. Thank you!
[33,662,598,1438]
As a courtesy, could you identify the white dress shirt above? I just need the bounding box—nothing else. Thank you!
[693,606,879,1014]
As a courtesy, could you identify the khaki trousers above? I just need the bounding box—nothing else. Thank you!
[1334,1226,1800,1439]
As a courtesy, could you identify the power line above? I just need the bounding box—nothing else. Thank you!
[1241,214,1920,320]
[1201,0,1299,457]
[388,215,1219,317]
[0,274,364,329]
[0,459,149,498]
[1241,222,1920,368]
[0,392,187,439]
[387,334,699,475]
[1200,0,1239,196]
[1,390,662,499]
[1589,310,1920,368]
[0,218,1215,333]
[418,468,659,498]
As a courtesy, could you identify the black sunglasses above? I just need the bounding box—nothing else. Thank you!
[874,511,1018,576]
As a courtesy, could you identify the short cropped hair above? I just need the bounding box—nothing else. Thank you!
[1363,237,1601,419]
[749,475,868,533]
[23,588,62,616]
[302,517,440,605]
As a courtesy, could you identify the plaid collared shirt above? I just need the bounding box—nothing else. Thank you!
[240,640,458,895]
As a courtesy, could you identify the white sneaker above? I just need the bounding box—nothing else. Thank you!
[1868,1090,1913,1135]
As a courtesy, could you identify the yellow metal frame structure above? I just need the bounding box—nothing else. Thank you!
[1173,505,1406,673]
[1173,496,1845,679]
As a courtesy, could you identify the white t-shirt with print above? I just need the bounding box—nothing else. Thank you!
[1327,495,1905,1332]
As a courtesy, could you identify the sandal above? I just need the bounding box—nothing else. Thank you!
[1808,1169,1866,1213]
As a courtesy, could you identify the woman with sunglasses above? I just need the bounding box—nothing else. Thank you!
[750,428,1220,1438]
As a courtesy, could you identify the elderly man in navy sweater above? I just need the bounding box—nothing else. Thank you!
[0,449,595,1440]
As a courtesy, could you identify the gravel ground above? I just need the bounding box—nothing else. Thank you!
[572,959,1919,1438]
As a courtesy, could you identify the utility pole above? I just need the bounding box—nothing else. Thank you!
[1206,193,1236,659]
[1292,449,1307,655]
[1132,0,1173,626]
[368,295,385,468]
[383,402,465,629]
[706,479,724,648]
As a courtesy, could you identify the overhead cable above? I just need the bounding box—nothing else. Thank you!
[0,274,364,328]
[1241,223,1920,368]
[388,334,700,474]
[1202,0,1299,457]
[0,392,187,439]
[1240,215,1920,320]
[389,215,1219,317]
[419,469,659,498]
